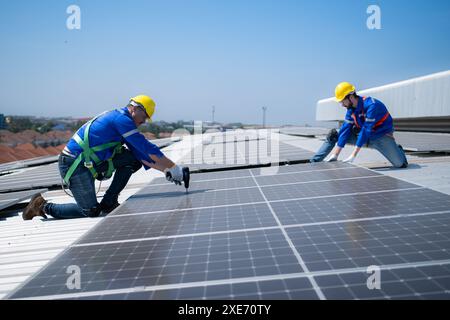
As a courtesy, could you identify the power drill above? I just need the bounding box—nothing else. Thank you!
[165,167,190,193]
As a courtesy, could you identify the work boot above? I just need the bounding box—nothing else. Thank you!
[23,194,48,220]
[100,200,120,214]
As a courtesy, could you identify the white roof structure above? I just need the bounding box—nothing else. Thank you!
[316,70,450,121]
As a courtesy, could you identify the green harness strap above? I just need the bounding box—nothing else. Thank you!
[63,115,123,185]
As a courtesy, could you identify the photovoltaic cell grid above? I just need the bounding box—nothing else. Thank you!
[179,140,313,171]
[8,161,450,300]
[0,189,48,211]
[279,127,331,138]
[202,136,266,145]
[278,129,450,153]
[203,131,263,143]
[65,264,450,300]
[286,213,450,272]
[394,132,450,152]
[0,162,61,192]
[78,203,278,244]
[0,155,59,174]
[149,137,181,148]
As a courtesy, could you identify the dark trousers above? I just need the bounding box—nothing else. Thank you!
[45,149,142,219]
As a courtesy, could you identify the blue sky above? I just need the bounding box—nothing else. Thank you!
[0,0,449,125]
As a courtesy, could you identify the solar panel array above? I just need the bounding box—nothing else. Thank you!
[179,138,313,172]
[149,137,181,148]
[0,189,48,211]
[278,128,450,153]
[8,160,450,300]
[0,156,59,174]
[280,127,450,152]
[394,132,450,152]
[0,163,61,193]
[279,127,331,137]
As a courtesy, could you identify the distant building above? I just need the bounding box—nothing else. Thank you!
[0,114,5,129]
[52,123,67,131]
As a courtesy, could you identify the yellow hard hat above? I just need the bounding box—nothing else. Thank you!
[335,82,356,102]
[130,95,156,122]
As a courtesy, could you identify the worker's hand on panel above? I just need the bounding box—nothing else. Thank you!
[343,154,356,163]
[164,164,184,185]
[325,154,338,162]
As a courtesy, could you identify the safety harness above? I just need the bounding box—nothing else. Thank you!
[350,97,390,131]
[63,113,123,185]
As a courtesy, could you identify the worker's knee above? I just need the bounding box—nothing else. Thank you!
[81,205,102,218]
[114,150,142,173]
[391,157,408,168]
[122,159,142,174]
[393,161,408,169]
[129,160,142,173]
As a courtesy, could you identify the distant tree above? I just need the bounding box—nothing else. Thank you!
[139,122,161,136]
[36,121,55,133]
[68,120,88,132]
[7,117,34,133]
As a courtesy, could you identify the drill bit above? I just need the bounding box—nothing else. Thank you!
[182,167,190,194]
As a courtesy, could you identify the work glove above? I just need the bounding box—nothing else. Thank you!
[164,165,184,185]
[326,154,338,162]
[343,155,356,163]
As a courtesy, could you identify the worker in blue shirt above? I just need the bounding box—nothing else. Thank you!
[23,95,187,220]
[311,82,408,168]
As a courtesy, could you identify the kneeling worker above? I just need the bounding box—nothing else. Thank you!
[23,95,187,220]
[311,82,408,168]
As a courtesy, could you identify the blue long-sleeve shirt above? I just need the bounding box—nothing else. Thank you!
[337,96,394,148]
[65,107,164,169]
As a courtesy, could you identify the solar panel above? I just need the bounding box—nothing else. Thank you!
[316,263,450,299]
[8,162,450,300]
[77,203,277,244]
[159,162,354,184]
[0,155,59,174]
[260,175,417,202]
[254,167,380,186]
[0,163,61,192]
[176,169,253,181]
[10,229,303,299]
[179,141,314,172]
[250,161,355,175]
[203,137,266,145]
[0,189,48,211]
[286,213,450,272]
[270,188,450,225]
[66,276,320,300]
[65,263,450,300]
[149,137,181,148]
[279,127,331,137]
[113,186,265,214]
[394,132,450,152]
[204,132,263,143]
